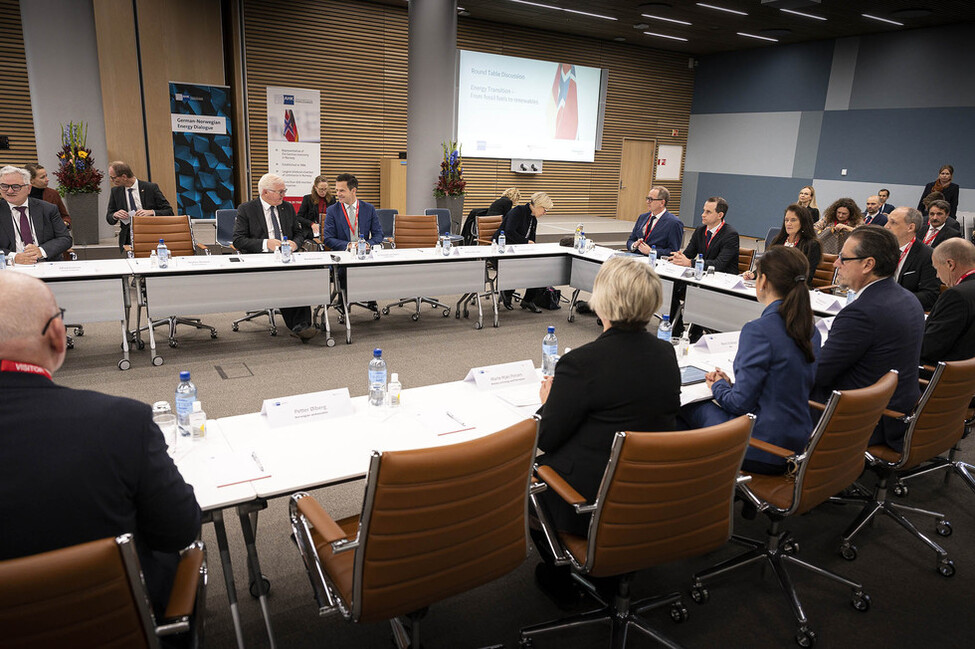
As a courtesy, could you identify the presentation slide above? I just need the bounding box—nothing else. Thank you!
[457,50,601,163]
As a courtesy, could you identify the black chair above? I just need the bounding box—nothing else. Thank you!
[215,208,237,249]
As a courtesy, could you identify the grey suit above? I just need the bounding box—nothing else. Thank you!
[0,198,72,260]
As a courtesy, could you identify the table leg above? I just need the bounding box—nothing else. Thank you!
[492,286,500,328]
[476,288,484,329]
[568,287,581,323]
[342,289,352,344]
[208,509,246,649]
[237,501,276,649]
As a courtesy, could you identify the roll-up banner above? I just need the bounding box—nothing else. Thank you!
[266,86,320,210]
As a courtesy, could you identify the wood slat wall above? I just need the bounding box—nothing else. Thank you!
[0,0,38,168]
[240,0,693,217]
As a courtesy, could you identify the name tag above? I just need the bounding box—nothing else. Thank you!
[809,291,843,314]
[694,331,740,354]
[702,273,746,290]
[464,359,536,390]
[260,388,354,428]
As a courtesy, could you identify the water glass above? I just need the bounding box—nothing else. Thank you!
[154,413,179,456]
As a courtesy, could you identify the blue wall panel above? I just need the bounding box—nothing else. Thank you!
[693,173,810,239]
[692,40,834,114]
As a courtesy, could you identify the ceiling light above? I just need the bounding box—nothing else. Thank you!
[862,14,904,26]
[737,32,778,42]
[506,0,618,20]
[696,3,747,16]
[644,31,688,42]
[642,13,692,25]
[780,8,826,21]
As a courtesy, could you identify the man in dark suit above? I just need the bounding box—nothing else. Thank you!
[105,160,174,252]
[813,226,925,451]
[625,185,684,257]
[233,172,317,341]
[917,200,963,249]
[878,188,895,215]
[886,207,942,311]
[921,239,975,364]
[862,195,888,227]
[669,196,740,274]
[0,165,72,263]
[0,272,201,617]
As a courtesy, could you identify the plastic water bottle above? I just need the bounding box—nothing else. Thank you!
[357,236,367,260]
[387,373,402,408]
[435,236,442,254]
[542,326,558,376]
[157,239,170,269]
[678,327,691,357]
[498,230,506,253]
[280,236,292,263]
[577,233,587,252]
[175,371,197,437]
[442,235,452,256]
[657,314,673,343]
[648,246,657,266]
[694,254,704,280]
[574,223,583,248]
[0,251,6,270]
[368,349,387,407]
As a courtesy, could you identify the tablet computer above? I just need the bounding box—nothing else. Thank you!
[680,365,710,386]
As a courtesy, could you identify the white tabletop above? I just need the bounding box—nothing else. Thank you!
[172,420,258,511]
[126,250,335,275]
[8,257,134,279]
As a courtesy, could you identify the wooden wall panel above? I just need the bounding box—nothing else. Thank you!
[0,0,38,167]
[240,0,693,218]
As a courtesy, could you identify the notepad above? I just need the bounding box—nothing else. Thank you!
[413,409,476,436]
[209,451,272,488]
[495,384,542,408]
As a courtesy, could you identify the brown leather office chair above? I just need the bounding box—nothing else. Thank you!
[738,247,755,274]
[691,372,898,648]
[832,358,975,577]
[382,213,453,319]
[520,415,755,649]
[810,253,839,291]
[290,418,539,649]
[0,534,206,648]
[477,214,503,245]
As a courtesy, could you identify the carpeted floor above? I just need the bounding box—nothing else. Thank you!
[56,290,975,649]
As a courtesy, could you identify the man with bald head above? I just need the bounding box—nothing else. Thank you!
[0,273,201,615]
[921,238,975,364]
[862,195,888,226]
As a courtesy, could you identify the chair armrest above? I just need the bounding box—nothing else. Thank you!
[921,364,937,373]
[195,243,208,255]
[883,409,907,420]
[162,545,204,620]
[748,438,795,459]
[296,496,347,543]
[536,465,586,507]
[123,244,132,253]
[815,284,839,293]
[808,400,826,411]
[918,378,930,386]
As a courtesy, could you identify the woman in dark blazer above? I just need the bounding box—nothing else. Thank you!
[918,164,959,218]
[493,192,553,312]
[486,187,520,216]
[295,175,336,242]
[680,246,821,474]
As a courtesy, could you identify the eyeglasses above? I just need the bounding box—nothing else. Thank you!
[41,307,66,336]
[0,183,26,192]
[837,255,868,265]
[265,188,287,196]
[645,195,662,202]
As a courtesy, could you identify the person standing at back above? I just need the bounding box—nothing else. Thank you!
[105,160,173,253]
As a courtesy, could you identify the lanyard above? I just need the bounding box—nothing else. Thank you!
[340,201,357,236]
[899,237,915,265]
[705,221,724,250]
[957,269,975,286]
[643,212,659,238]
[1,359,52,380]
[924,226,939,245]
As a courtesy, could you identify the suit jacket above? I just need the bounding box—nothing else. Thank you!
[917,221,963,249]
[295,193,336,240]
[492,203,536,245]
[709,301,821,466]
[813,277,924,451]
[105,180,174,251]
[896,241,941,311]
[536,327,681,535]
[921,274,975,364]
[918,181,959,218]
[486,196,513,216]
[862,212,888,227]
[322,200,383,251]
[681,221,741,274]
[880,203,895,215]
[626,209,684,257]
[0,198,72,260]
[232,198,305,253]
[0,371,201,614]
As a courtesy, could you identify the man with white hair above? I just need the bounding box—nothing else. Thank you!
[0,272,201,616]
[921,238,975,364]
[233,172,317,341]
[0,165,72,264]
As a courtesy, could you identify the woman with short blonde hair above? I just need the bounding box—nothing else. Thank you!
[589,256,662,329]
[494,191,555,311]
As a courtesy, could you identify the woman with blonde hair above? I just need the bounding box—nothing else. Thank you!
[495,191,553,311]
[797,185,819,221]
[486,187,521,216]
[296,174,336,240]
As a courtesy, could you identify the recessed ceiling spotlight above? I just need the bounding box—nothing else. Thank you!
[506,0,617,21]
[696,3,747,16]
[862,14,904,26]
[633,23,650,30]
[644,31,689,42]
[737,32,778,42]
[642,14,692,26]
[780,8,826,21]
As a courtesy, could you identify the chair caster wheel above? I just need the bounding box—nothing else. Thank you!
[796,627,816,647]
[67,340,75,350]
[118,359,131,370]
[567,314,575,323]
[892,483,908,497]
[152,356,164,366]
[690,585,709,604]
[669,602,689,623]
[442,309,450,317]
[74,326,85,336]
[326,337,336,347]
[169,340,178,348]
[839,543,857,561]
[474,322,483,330]
[455,311,461,319]
[411,313,419,322]
[338,316,345,325]
[518,637,533,649]
[249,575,271,598]
[936,520,952,537]
[782,539,799,555]
[851,590,870,611]
[373,312,381,320]
[939,559,955,577]
[210,331,218,339]
[270,329,277,336]
[232,323,240,331]
[137,340,146,350]
[382,307,390,315]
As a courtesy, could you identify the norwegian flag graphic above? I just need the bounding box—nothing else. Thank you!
[283,109,299,142]
[551,64,579,140]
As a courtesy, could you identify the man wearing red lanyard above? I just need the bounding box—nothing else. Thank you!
[669,196,740,275]
[917,200,962,249]
[921,238,975,364]
[624,186,683,257]
[0,272,201,618]
[885,206,941,311]
[322,173,384,253]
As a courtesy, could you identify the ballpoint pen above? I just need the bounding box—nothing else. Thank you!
[445,411,467,428]
[251,451,265,472]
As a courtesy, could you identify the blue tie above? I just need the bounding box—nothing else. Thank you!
[127,188,137,211]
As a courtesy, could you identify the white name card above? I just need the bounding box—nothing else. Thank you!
[694,331,741,354]
[260,388,354,428]
[464,359,536,391]
[809,291,844,314]
[816,316,834,337]
[652,261,687,279]
[703,273,747,290]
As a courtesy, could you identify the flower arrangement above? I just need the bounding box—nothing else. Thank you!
[55,121,103,195]
[433,140,466,197]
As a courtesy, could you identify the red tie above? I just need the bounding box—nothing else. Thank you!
[16,206,33,245]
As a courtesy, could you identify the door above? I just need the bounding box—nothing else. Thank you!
[616,138,656,221]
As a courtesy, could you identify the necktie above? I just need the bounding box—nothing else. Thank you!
[705,229,713,248]
[127,188,137,211]
[924,227,937,245]
[16,206,33,245]
[270,205,282,239]
[643,215,655,238]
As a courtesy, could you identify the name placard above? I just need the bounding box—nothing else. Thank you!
[702,273,747,290]
[694,331,740,354]
[809,291,844,314]
[464,359,536,391]
[260,388,354,428]
[653,261,687,279]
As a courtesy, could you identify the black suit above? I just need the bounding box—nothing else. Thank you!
[0,198,72,260]
[921,274,975,364]
[105,180,174,251]
[896,241,941,311]
[0,371,200,616]
[680,221,740,275]
[880,203,895,215]
[917,221,963,249]
[536,328,681,536]
[233,198,310,330]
